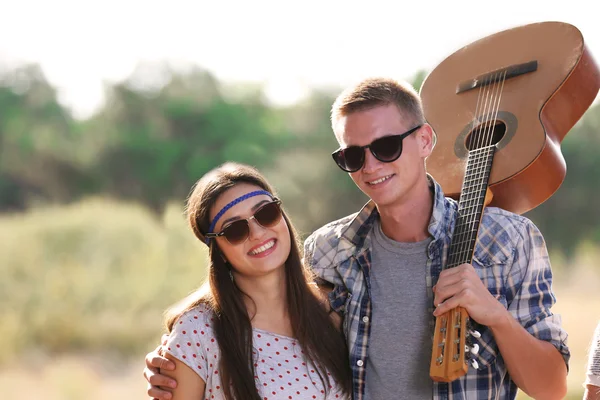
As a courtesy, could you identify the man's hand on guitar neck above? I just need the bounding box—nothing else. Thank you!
[432,263,508,327]
[432,263,567,399]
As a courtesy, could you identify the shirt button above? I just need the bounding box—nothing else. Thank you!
[356,360,364,367]
[362,316,369,323]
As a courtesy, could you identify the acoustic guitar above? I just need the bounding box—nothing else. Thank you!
[419,21,600,382]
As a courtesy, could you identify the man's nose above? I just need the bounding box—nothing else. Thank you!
[361,148,382,173]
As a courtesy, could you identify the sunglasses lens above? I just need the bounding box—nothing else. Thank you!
[334,146,364,172]
[371,135,403,161]
[222,221,250,244]
[255,202,282,227]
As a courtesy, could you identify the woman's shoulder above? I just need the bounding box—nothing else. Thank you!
[165,303,219,362]
[170,303,216,336]
[164,303,219,384]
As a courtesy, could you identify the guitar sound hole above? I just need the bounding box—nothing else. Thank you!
[465,122,506,151]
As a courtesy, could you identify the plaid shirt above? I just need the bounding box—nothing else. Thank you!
[303,176,570,400]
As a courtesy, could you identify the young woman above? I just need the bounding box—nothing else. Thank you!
[158,162,351,400]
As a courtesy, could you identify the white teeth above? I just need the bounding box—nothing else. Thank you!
[250,240,275,255]
[368,175,392,185]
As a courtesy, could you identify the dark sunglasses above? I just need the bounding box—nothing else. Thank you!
[205,200,283,245]
[331,125,422,172]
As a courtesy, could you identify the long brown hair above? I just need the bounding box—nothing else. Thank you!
[165,162,351,399]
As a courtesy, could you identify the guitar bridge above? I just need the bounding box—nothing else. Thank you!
[456,60,538,94]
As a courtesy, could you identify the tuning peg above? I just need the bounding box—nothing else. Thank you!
[471,359,479,369]
[469,329,481,338]
[464,343,480,355]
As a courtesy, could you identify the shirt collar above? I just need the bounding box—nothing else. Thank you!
[341,174,454,247]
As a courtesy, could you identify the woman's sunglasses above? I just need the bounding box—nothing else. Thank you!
[205,200,283,245]
[331,125,422,172]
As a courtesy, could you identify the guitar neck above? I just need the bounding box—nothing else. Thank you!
[445,145,496,269]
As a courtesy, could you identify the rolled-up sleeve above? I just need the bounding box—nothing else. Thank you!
[303,232,343,287]
[303,232,351,315]
[506,220,570,367]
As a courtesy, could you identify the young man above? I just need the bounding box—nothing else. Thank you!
[144,77,569,399]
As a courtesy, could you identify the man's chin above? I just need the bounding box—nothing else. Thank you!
[365,191,397,208]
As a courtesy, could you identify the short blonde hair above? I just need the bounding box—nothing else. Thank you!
[331,77,425,129]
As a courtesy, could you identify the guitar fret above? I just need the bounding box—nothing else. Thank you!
[466,154,492,163]
[466,151,494,162]
[461,184,488,192]
[456,210,483,220]
[465,158,493,171]
[446,239,481,266]
[460,205,484,213]
[460,195,487,203]
[453,222,481,232]
[451,228,478,242]
[464,165,492,176]
[459,201,485,212]
[458,192,486,202]
[463,169,493,180]
[462,174,492,186]
[450,231,476,249]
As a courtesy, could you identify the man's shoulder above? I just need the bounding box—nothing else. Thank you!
[437,180,539,237]
[434,177,537,236]
[303,212,363,270]
[305,212,359,246]
[482,206,536,231]
[480,206,545,251]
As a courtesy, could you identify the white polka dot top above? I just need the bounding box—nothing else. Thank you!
[165,303,349,400]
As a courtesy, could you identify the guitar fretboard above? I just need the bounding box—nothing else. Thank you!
[445,145,496,269]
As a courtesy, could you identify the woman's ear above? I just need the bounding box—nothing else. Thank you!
[211,241,226,263]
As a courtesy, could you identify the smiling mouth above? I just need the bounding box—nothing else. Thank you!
[248,239,276,255]
[367,174,394,185]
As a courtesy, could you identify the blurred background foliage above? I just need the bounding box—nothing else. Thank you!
[2,62,599,254]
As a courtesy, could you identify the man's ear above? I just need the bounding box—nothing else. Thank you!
[418,124,436,158]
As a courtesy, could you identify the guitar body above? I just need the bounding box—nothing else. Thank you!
[420,21,600,215]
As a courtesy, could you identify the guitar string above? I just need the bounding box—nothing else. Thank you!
[446,73,487,269]
[452,72,498,266]
[447,74,493,268]
[453,71,507,265]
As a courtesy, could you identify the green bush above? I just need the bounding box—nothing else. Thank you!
[0,197,208,363]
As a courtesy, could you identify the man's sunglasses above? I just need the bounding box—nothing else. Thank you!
[205,200,283,245]
[331,125,422,172]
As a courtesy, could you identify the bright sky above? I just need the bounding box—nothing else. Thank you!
[1,0,599,119]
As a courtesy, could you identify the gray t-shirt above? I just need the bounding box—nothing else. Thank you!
[365,219,433,400]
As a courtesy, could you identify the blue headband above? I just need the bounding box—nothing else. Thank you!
[205,190,273,244]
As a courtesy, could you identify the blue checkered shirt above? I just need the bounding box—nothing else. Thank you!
[303,176,570,400]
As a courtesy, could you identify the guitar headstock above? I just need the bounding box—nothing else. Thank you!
[430,306,470,382]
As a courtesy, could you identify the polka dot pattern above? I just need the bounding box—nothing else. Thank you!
[164,304,348,400]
